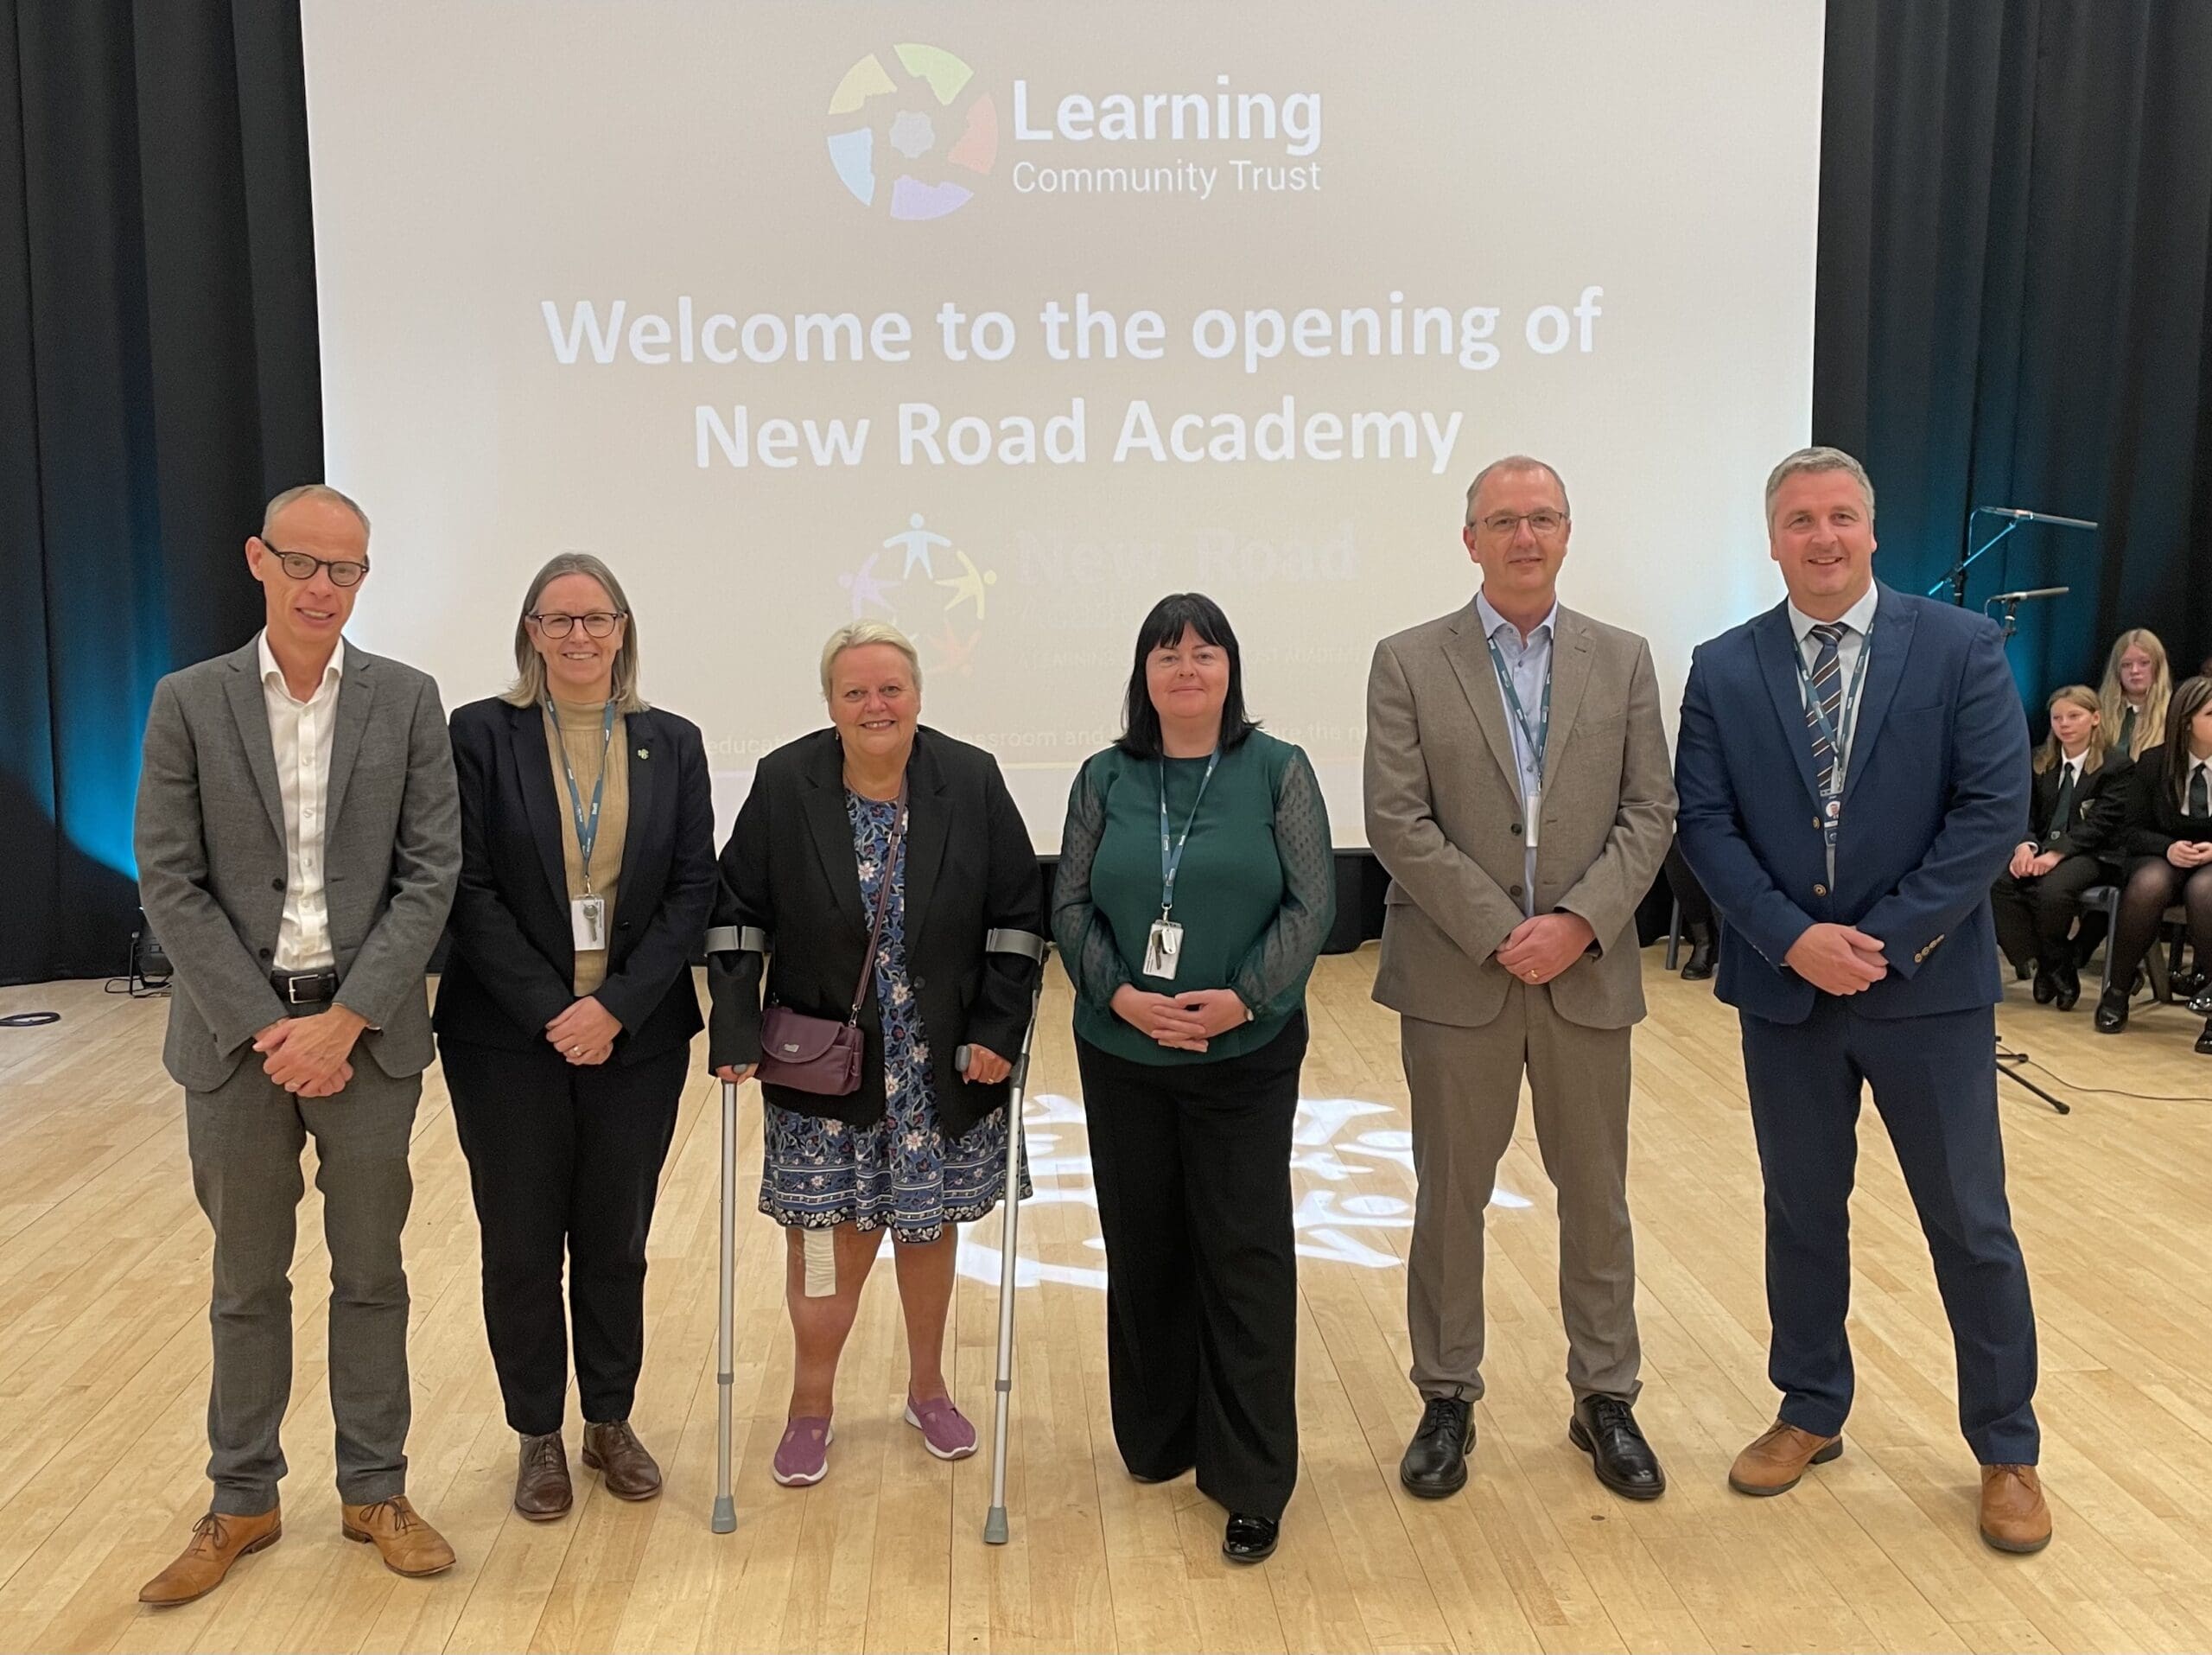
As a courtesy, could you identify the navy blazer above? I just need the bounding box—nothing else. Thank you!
[435,697,719,1063]
[1675,582,2030,1024]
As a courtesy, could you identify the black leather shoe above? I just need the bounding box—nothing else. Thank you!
[1399,1393,1474,1499]
[1222,1513,1279,1563]
[1681,933,1716,981]
[2196,1017,2212,1056]
[2190,985,2212,1017]
[1567,1396,1667,1500]
[2094,986,2130,1034]
[2053,958,2082,1012]
[2031,966,2058,1004]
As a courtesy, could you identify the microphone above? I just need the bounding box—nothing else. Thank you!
[1986,585,2070,603]
[1979,507,2099,531]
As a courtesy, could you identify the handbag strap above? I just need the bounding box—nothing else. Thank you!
[844,786,909,1022]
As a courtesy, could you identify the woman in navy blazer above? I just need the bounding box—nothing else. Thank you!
[435,553,717,1521]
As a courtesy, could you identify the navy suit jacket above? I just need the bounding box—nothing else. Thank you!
[1674,581,2029,1024]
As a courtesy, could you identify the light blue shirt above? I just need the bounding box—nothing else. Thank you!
[1475,588,1556,918]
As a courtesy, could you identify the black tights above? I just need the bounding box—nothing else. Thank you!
[2107,859,2212,987]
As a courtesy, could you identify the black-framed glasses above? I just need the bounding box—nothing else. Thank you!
[1469,510,1568,538]
[264,544,370,586]
[529,610,625,639]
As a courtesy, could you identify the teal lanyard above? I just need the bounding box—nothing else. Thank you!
[545,697,616,890]
[1484,633,1552,781]
[1157,748,1221,918]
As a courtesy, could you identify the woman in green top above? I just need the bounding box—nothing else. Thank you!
[1052,592,1335,1564]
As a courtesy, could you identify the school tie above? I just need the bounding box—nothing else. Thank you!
[2044,762,2076,847]
[2118,705,2136,754]
[1805,622,1848,794]
[2190,759,2209,818]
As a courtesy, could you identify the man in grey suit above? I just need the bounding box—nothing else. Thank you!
[1364,455,1675,1501]
[133,485,461,1606]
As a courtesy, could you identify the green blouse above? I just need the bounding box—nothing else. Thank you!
[1052,729,1335,1065]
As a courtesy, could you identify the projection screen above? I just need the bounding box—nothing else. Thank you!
[302,2,1824,848]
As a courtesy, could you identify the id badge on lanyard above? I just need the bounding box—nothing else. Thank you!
[548,697,617,951]
[1485,634,1550,849]
[1145,748,1220,981]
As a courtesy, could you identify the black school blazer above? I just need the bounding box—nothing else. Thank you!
[435,697,718,1064]
[706,725,1046,1137]
[2022,748,2132,859]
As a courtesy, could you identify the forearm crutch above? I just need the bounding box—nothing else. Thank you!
[967,929,1050,1545]
[702,922,770,1535]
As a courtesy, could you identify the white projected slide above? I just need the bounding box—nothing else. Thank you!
[302,2,1822,848]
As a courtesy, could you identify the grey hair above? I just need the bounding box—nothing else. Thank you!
[1464,455,1570,521]
[501,552,648,712]
[1764,446,1876,523]
[263,482,372,541]
[819,620,923,700]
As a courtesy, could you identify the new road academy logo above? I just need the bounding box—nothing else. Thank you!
[825,44,998,221]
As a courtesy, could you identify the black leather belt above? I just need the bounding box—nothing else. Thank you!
[270,968,340,1005]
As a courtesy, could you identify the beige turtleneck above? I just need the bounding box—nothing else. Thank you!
[543,697,629,995]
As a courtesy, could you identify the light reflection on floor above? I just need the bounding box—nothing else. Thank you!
[954,1092,1531,1290]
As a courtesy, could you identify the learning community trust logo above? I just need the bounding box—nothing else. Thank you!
[838,512,1000,677]
[825,43,999,221]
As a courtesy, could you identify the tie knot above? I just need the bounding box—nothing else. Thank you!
[1809,622,1847,646]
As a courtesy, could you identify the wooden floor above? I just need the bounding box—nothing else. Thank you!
[0,952,2208,1653]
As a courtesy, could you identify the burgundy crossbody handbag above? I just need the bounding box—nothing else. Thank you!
[753,795,906,1096]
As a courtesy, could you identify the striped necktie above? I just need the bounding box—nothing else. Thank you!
[1806,621,1848,795]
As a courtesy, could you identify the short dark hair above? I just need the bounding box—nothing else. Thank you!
[1116,592,1260,759]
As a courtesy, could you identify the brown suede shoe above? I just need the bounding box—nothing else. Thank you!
[514,1431,573,1521]
[340,1495,456,1577]
[1728,1420,1844,1495]
[582,1419,664,1500]
[138,1507,282,1607]
[1980,1464,2052,1553]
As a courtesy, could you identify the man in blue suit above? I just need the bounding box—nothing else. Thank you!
[1675,446,2050,1554]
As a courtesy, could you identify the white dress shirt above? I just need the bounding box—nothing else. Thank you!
[2032,754,2082,850]
[1475,588,1557,918]
[1786,581,1880,787]
[257,630,346,972]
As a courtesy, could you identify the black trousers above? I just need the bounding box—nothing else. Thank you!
[1077,1016,1306,1522]
[1989,853,2105,971]
[1662,840,1715,933]
[442,1038,687,1437]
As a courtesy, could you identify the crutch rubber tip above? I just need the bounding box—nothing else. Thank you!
[711,1497,736,1534]
[982,1507,1008,1545]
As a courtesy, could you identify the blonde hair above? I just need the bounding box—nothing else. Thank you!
[263,482,371,542]
[2098,627,2170,761]
[1764,446,1876,524]
[2034,684,2108,775]
[818,621,922,700]
[501,552,648,712]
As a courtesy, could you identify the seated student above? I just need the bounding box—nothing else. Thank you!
[2099,627,2170,763]
[1663,842,1719,981]
[1988,685,2130,1010]
[2095,676,2212,1053]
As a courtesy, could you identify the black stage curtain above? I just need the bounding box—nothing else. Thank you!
[1817,0,2212,697]
[2,0,323,983]
[8,3,2212,983]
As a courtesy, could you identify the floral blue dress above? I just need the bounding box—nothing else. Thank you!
[759,790,1030,1242]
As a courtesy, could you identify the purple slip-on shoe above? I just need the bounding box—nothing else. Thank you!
[903,1396,978,1461]
[772,1416,833,1486]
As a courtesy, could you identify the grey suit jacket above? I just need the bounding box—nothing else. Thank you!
[134,639,461,1091]
[1363,598,1675,1030]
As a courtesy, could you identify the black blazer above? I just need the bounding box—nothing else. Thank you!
[435,697,718,1064]
[2122,744,2212,858]
[707,726,1046,1137]
[2020,749,2131,860]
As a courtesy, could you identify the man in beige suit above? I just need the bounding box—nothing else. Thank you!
[1364,455,1675,1500]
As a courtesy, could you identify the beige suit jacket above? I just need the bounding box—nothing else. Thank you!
[1363,597,1675,1029]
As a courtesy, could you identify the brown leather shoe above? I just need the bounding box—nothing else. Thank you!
[340,1495,456,1577]
[582,1419,663,1500]
[1728,1420,1843,1495]
[513,1431,572,1521]
[1980,1464,2052,1553]
[138,1507,282,1606]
